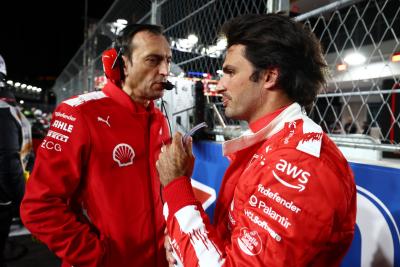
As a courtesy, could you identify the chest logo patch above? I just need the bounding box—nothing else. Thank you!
[113,143,135,167]
[237,227,262,256]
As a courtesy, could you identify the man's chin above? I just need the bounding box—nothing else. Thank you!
[152,83,165,91]
[150,91,164,100]
[224,108,241,120]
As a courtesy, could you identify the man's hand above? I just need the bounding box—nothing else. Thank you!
[156,132,195,186]
[164,228,177,267]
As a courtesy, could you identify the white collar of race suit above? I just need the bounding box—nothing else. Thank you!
[222,102,323,158]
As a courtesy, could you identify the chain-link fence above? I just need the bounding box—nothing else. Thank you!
[52,0,400,151]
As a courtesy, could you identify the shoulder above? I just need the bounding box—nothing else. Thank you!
[259,114,350,180]
[268,115,323,159]
[61,91,109,108]
[294,116,324,158]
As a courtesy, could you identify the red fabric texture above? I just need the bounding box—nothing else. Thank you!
[21,82,169,267]
[163,104,356,267]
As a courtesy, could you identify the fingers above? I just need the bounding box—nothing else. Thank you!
[172,132,185,152]
[164,233,177,266]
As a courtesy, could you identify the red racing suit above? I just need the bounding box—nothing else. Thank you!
[163,103,356,267]
[20,82,170,267]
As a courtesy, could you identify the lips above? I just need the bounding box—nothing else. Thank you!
[152,82,164,90]
[221,93,231,107]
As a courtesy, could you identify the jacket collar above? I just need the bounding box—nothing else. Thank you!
[102,81,155,114]
[223,103,313,156]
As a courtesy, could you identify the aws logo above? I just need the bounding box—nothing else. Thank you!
[272,159,310,192]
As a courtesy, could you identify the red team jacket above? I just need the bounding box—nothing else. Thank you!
[163,103,356,267]
[21,82,170,267]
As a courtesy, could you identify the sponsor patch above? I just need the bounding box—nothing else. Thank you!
[272,159,310,192]
[237,227,263,256]
[41,140,62,152]
[244,210,281,242]
[248,195,291,229]
[47,130,69,143]
[257,184,301,213]
[54,112,76,121]
[283,121,297,144]
[52,120,74,133]
[113,143,135,167]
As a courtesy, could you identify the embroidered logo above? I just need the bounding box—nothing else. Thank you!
[272,159,310,192]
[237,227,263,256]
[97,116,111,127]
[113,143,135,167]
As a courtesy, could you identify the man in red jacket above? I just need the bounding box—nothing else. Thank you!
[21,24,171,267]
[157,14,356,266]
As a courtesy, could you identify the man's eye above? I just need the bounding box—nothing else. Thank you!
[147,57,159,65]
[224,69,234,75]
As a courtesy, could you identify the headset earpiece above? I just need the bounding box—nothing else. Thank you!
[102,47,125,87]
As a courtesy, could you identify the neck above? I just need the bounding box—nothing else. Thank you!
[122,84,150,107]
[248,91,293,124]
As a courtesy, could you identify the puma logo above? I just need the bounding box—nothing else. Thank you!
[97,116,111,127]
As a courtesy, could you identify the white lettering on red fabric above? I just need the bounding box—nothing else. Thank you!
[52,120,74,133]
[237,227,263,256]
[54,112,76,121]
[272,159,310,192]
[257,184,301,213]
[244,210,281,242]
[283,121,297,144]
[47,130,69,143]
[41,140,62,152]
[248,195,291,229]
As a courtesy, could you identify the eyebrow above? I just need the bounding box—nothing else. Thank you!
[146,53,172,60]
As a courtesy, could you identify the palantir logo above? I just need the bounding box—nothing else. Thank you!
[353,185,400,267]
[113,143,135,167]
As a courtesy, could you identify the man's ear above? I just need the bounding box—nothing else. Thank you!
[122,55,129,76]
[263,68,279,90]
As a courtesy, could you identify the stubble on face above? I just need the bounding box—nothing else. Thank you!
[221,45,263,122]
[123,31,172,105]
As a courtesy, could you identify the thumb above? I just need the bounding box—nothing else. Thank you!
[173,132,184,151]
[185,136,193,155]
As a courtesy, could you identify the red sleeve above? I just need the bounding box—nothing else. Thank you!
[20,103,106,267]
[163,151,355,267]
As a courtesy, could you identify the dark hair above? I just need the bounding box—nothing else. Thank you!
[221,14,327,107]
[115,24,165,61]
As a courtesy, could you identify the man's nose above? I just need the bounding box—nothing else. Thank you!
[159,61,169,76]
[215,79,227,93]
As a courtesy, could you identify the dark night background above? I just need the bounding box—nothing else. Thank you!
[0,0,114,92]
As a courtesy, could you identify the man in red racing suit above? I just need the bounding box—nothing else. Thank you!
[156,14,356,267]
[21,24,172,267]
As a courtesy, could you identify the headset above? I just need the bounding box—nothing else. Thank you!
[101,24,174,90]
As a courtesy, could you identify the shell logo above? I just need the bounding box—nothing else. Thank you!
[113,143,135,167]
